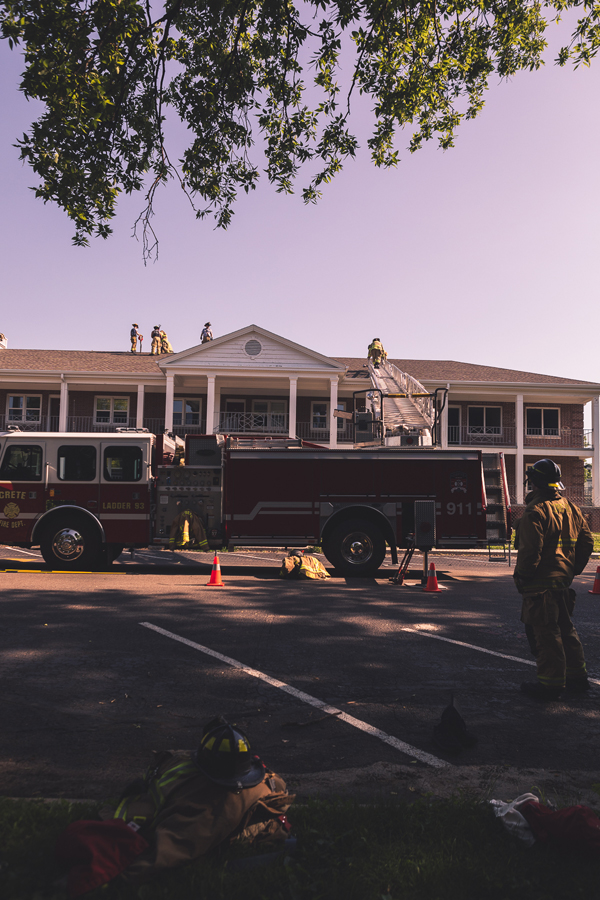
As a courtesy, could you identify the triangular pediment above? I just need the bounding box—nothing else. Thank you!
[159,325,346,372]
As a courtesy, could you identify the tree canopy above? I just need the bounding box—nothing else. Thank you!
[1,0,598,257]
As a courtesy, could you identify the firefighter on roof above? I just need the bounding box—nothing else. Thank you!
[514,458,593,700]
[160,329,174,354]
[150,325,162,355]
[367,338,387,369]
[130,324,142,353]
[201,322,213,343]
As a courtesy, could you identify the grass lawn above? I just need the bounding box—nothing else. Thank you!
[2,795,600,899]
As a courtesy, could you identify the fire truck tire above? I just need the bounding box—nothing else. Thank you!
[107,543,125,562]
[40,515,103,570]
[324,518,386,577]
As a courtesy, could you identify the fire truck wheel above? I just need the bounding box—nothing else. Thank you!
[40,515,103,570]
[108,544,125,563]
[324,518,386,577]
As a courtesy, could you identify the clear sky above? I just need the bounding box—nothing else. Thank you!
[1,17,598,384]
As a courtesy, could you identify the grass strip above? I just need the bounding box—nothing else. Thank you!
[2,795,600,899]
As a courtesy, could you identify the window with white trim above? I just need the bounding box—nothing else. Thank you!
[7,394,42,423]
[310,401,347,431]
[173,398,202,426]
[311,401,328,430]
[467,406,501,435]
[95,396,129,425]
[526,408,559,437]
[448,407,461,444]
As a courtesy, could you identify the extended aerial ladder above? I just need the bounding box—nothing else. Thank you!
[366,360,442,445]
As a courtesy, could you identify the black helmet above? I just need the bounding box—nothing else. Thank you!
[526,458,565,491]
[205,322,211,327]
[194,717,265,789]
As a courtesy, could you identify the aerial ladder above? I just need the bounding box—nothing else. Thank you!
[365,360,442,446]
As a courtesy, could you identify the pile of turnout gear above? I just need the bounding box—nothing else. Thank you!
[56,718,294,896]
[280,549,331,580]
[169,507,209,550]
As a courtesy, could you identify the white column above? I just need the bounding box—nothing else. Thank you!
[329,377,338,449]
[440,382,449,449]
[206,376,216,434]
[592,396,600,507]
[289,377,297,438]
[136,384,145,429]
[164,375,174,434]
[516,394,524,504]
[59,378,68,432]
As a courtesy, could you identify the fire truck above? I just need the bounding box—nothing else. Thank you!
[0,428,511,575]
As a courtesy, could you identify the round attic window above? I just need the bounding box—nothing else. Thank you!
[244,339,262,357]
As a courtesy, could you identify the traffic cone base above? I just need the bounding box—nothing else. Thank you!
[589,565,600,595]
[423,562,442,593]
[207,554,225,587]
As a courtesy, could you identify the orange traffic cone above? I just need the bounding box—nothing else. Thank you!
[589,566,600,595]
[423,562,442,593]
[206,554,225,587]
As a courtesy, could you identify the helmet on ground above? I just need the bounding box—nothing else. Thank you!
[194,717,265,789]
[288,548,304,557]
[526,458,565,491]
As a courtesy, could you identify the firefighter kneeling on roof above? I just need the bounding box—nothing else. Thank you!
[55,718,294,893]
[280,548,331,580]
[169,506,208,550]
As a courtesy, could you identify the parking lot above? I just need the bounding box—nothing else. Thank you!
[2,545,600,805]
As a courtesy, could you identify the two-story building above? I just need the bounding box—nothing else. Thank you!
[1,324,599,523]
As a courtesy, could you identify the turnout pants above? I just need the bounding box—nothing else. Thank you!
[521,588,586,688]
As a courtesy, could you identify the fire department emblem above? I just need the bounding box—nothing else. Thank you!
[450,473,467,494]
[3,502,20,519]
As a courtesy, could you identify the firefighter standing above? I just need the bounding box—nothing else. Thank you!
[367,338,387,369]
[201,322,213,343]
[514,458,594,700]
[160,330,174,353]
[130,324,142,353]
[150,325,162,355]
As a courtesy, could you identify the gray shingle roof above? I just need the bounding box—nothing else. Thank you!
[333,358,596,386]
[0,349,161,373]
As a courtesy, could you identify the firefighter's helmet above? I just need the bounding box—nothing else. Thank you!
[205,321,211,327]
[194,718,265,789]
[288,549,304,557]
[132,323,139,328]
[526,458,565,491]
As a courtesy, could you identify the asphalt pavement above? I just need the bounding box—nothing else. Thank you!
[1,546,600,802]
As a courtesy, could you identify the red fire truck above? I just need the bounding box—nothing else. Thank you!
[0,429,510,575]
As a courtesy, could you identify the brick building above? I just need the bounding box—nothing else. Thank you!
[1,324,599,522]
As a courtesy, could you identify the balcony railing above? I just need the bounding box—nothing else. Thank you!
[67,416,138,432]
[524,428,592,450]
[215,412,289,434]
[0,414,59,432]
[448,426,516,446]
[449,425,593,450]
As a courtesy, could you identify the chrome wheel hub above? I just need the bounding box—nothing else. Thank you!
[52,528,85,560]
[341,532,373,565]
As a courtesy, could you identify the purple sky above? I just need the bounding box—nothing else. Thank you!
[1,18,599,384]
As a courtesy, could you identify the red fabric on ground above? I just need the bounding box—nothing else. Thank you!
[520,801,600,856]
[56,819,149,897]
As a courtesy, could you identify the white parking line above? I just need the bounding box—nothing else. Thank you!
[3,546,42,557]
[395,626,600,686]
[140,621,449,769]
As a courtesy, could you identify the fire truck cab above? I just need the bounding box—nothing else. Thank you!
[0,430,161,569]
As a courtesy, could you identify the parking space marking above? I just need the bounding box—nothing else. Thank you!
[140,621,449,769]
[396,626,600,686]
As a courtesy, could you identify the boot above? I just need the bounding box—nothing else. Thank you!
[565,676,591,693]
[520,681,562,701]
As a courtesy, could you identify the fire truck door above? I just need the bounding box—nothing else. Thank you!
[99,442,150,544]
[0,440,46,542]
